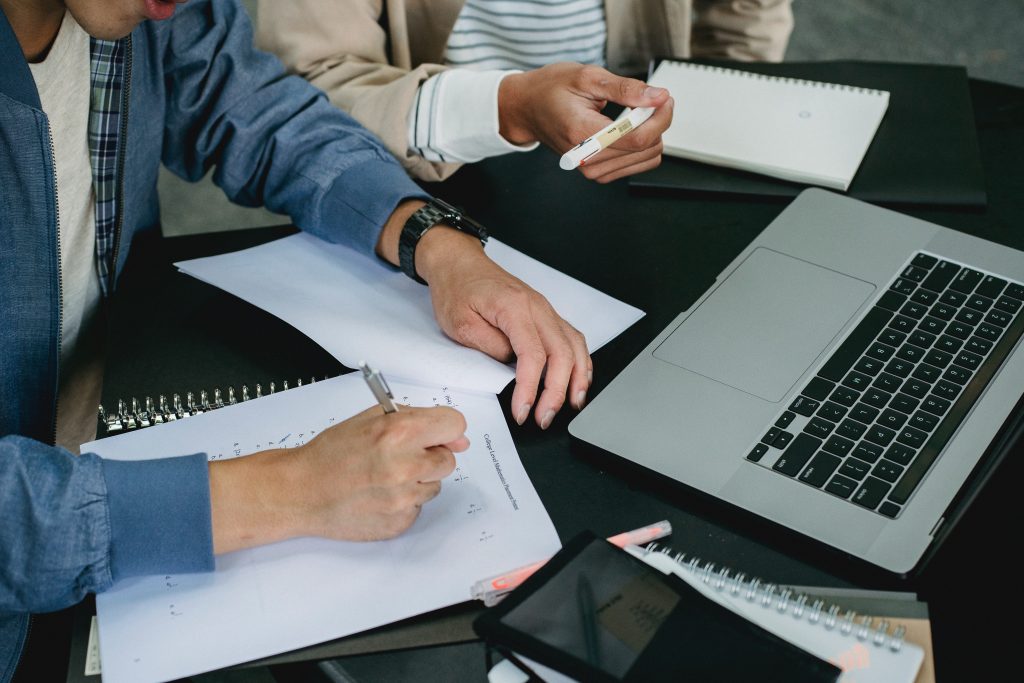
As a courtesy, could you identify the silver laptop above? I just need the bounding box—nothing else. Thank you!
[569,189,1024,575]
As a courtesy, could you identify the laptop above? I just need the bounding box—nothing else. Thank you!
[568,189,1024,575]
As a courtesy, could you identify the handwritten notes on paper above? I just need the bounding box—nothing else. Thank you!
[81,374,561,683]
[174,235,644,394]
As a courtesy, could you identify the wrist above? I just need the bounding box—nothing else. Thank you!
[498,72,536,146]
[415,226,486,285]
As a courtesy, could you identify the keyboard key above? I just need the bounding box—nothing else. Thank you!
[900,301,928,320]
[861,387,892,409]
[854,357,884,377]
[920,260,959,292]
[884,358,914,379]
[944,322,972,340]
[877,290,908,312]
[867,342,897,363]
[908,329,937,348]
[747,443,769,462]
[953,350,982,370]
[816,401,847,422]
[911,253,938,269]
[974,323,1002,342]
[895,344,927,364]
[901,377,930,399]
[949,268,984,294]
[804,417,836,439]
[909,410,939,432]
[878,501,902,519]
[762,427,781,445]
[897,426,928,449]
[872,372,902,393]
[985,309,1012,328]
[853,441,883,463]
[1007,283,1024,300]
[911,363,941,383]
[822,435,855,458]
[802,377,836,401]
[864,424,897,447]
[942,365,971,385]
[976,275,1007,299]
[873,460,904,483]
[929,303,956,321]
[789,395,820,417]
[836,418,867,441]
[773,433,822,476]
[889,315,916,333]
[940,290,967,307]
[850,403,880,424]
[878,408,908,430]
[911,289,938,306]
[920,395,952,416]
[826,474,858,499]
[840,457,871,480]
[964,336,992,356]
[955,308,984,326]
[775,411,796,429]
[890,278,917,295]
[932,379,961,401]
[853,477,892,510]
[799,453,843,488]
[830,386,860,407]
[774,430,794,449]
[934,335,962,354]
[966,294,993,312]
[918,316,946,335]
[878,329,907,347]
[842,371,872,391]
[900,265,928,282]
[818,307,893,382]
[884,442,917,466]
[889,393,920,414]
[995,296,1022,315]
[923,348,953,368]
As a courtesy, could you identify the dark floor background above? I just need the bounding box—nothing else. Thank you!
[160,0,1024,231]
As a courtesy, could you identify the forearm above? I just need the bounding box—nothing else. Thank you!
[209,449,299,554]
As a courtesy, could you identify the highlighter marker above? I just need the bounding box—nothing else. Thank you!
[470,520,672,606]
[559,106,657,171]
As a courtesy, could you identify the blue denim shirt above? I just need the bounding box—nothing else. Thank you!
[0,2,427,678]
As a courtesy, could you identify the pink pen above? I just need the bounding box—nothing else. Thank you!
[470,520,673,606]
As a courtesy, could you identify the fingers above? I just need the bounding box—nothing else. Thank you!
[576,65,671,110]
[500,309,548,426]
[377,406,468,452]
[563,322,592,409]
[588,150,664,184]
[580,138,663,183]
[445,311,515,363]
[605,97,674,154]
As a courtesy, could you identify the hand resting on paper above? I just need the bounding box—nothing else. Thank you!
[376,201,593,430]
[498,63,675,184]
[209,405,468,553]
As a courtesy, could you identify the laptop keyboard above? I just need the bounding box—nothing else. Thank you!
[746,252,1024,518]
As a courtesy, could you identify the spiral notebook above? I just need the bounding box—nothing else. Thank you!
[647,60,890,191]
[627,543,926,683]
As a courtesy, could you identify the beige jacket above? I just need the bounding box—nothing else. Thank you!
[257,0,794,181]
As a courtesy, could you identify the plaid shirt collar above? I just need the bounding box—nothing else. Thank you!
[88,36,127,297]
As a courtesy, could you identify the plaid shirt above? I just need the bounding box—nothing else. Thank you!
[88,37,127,297]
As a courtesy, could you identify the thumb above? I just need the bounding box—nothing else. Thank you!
[579,67,670,108]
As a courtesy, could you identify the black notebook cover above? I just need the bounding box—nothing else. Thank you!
[631,60,986,208]
[474,532,840,683]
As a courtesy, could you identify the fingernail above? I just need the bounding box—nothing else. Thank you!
[575,390,587,409]
[516,404,531,426]
[540,409,555,430]
[643,86,666,98]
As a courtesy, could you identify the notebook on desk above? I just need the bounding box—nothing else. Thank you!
[632,60,986,207]
[569,189,1024,575]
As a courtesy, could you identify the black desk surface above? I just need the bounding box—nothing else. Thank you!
[66,78,1024,682]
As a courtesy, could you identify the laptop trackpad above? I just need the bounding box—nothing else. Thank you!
[653,248,875,402]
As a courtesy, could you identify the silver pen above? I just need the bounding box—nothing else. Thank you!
[359,362,398,414]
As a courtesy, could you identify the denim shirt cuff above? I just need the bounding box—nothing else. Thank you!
[101,454,215,579]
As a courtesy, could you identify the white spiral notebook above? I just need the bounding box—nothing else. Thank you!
[647,60,890,191]
[625,544,926,683]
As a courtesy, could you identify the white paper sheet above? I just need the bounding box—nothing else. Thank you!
[174,235,644,394]
[83,374,561,683]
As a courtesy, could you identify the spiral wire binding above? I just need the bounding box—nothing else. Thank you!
[97,375,333,435]
[663,61,888,97]
[644,542,907,652]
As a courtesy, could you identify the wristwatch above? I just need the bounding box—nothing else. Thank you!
[398,198,489,284]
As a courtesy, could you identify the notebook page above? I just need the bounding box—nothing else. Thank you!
[649,62,890,190]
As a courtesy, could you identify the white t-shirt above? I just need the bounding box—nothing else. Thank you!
[407,0,607,163]
[29,11,104,450]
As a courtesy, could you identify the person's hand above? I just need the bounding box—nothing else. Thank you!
[209,405,468,554]
[415,228,592,430]
[498,63,674,183]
